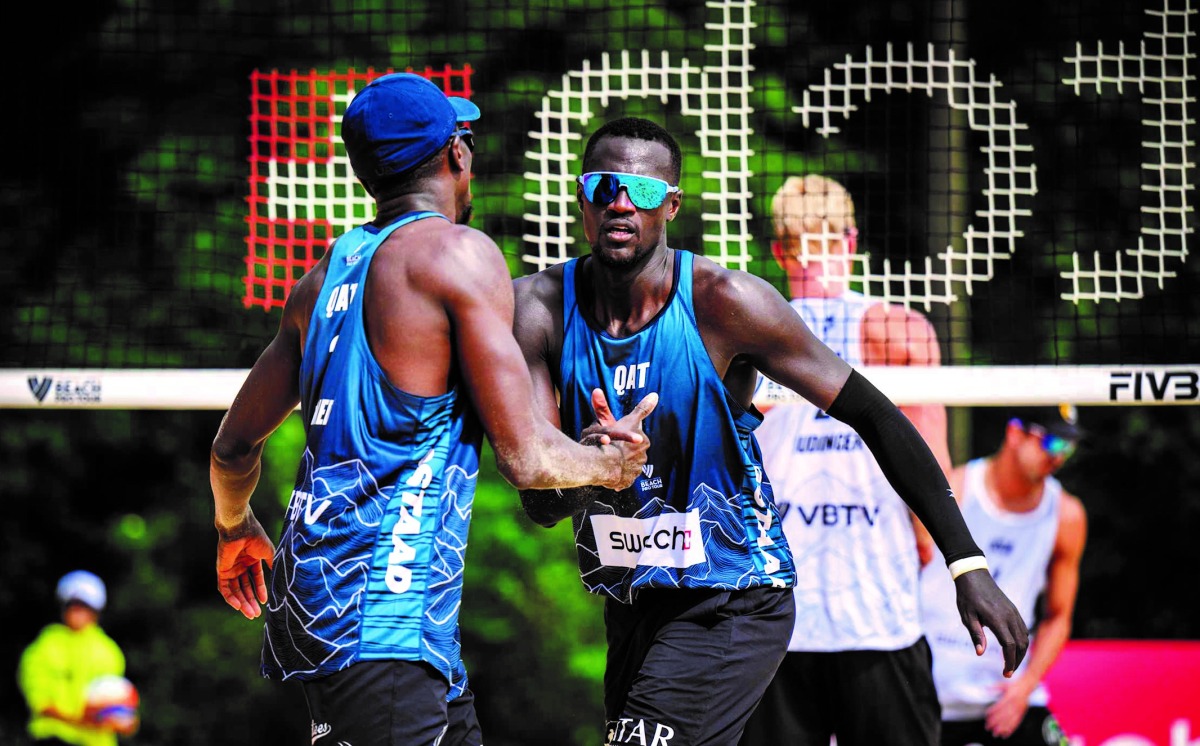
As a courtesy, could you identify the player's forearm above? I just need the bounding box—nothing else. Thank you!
[210,439,264,530]
[827,369,982,564]
[509,433,630,527]
[518,485,606,527]
[493,420,622,491]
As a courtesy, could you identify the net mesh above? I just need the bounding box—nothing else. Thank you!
[245,66,474,310]
[2,0,1195,378]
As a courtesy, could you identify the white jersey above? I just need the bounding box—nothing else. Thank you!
[920,458,1061,720]
[755,292,923,652]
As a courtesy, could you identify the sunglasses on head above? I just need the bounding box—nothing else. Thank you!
[577,171,681,210]
[453,125,474,152]
[1012,419,1077,459]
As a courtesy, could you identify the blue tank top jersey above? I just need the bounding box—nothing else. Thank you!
[263,210,483,702]
[559,250,795,603]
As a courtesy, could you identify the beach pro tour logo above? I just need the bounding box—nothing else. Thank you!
[28,376,52,402]
[245,66,473,311]
[1109,369,1199,402]
[26,375,102,405]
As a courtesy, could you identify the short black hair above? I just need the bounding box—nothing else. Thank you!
[582,117,682,183]
[362,139,451,196]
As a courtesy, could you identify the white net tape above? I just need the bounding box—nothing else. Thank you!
[3,367,1196,409]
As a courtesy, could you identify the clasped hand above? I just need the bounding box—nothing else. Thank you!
[581,388,658,491]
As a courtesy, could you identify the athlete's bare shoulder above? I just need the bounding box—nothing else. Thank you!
[1059,490,1087,529]
[513,262,567,315]
[689,252,795,343]
[374,220,510,300]
[1054,489,1088,558]
[513,262,567,359]
[689,252,780,313]
[281,253,330,338]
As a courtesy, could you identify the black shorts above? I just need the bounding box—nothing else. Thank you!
[300,660,482,746]
[739,638,941,746]
[942,706,1068,746]
[603,585,794,746]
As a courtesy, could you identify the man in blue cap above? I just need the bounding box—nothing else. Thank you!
[211,72,657,745]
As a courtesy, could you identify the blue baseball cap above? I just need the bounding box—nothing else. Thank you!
[342,72,481,180]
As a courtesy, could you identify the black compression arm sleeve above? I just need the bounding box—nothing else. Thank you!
[825,369,982,565]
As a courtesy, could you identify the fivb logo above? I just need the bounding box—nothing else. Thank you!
[1109,370,1199,403]
[25,375,101,404]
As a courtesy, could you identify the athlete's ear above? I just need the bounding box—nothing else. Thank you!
[664,189,682,222]
[448,138,469,176]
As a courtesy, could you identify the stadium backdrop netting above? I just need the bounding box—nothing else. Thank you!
[1,0,1196,407]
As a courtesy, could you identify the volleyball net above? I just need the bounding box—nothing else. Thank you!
[2,0,1196,409]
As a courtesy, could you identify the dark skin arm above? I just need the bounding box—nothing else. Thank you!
[511,265,656,527]
[210,256,319,619]
[691,254,1028,675]
[430,229,654,492]
[511,268,574,528]
[212,224,654,619]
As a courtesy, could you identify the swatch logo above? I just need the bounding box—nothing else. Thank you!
[27,376,52,403]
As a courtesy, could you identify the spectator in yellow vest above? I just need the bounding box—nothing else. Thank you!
[17,571,137,746]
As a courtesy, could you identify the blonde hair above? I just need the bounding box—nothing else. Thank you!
[771,174,856,243]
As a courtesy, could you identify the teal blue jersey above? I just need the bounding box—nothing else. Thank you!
[263,211,482,702]
[559,250,795,602]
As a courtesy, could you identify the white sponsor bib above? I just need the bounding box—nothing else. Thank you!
[590,510,707,569]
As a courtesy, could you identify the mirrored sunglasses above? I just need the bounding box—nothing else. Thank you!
[577,171,681,210]
[1015,420,1077,459]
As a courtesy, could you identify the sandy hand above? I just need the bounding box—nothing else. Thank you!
[586,388,657,490]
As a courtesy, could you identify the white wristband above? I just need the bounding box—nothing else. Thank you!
[948,555,989,580]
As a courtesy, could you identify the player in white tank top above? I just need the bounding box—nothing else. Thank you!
[742,175,953,746]
[921,409,1088,746]
[758,291,929,651]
